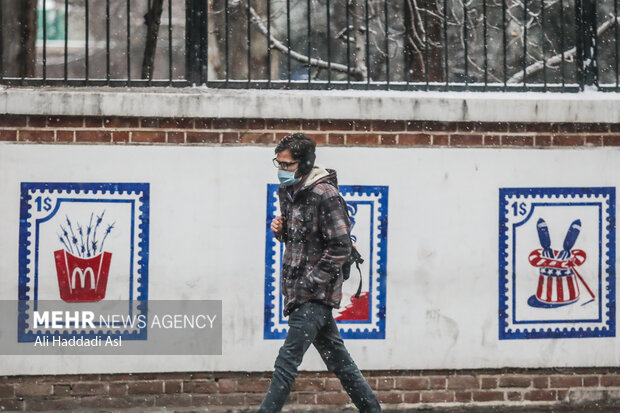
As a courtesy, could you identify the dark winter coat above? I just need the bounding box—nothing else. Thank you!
[276,165,352,316]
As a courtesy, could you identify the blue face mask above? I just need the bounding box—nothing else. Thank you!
[278,169,301,187]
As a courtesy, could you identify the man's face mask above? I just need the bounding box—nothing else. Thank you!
[278,169,301,186]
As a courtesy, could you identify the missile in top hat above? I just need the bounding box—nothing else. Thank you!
[536,218,554,258]
[558,219,581,260]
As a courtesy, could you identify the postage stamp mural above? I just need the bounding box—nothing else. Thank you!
[18,183,150,342]
[499,187,616,340]
[264,185,388,339]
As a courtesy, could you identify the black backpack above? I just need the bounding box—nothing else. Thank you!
[339,196,364,299]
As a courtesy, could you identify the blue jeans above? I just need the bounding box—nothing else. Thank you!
[258,301,382,413]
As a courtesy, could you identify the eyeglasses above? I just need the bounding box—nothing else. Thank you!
[272,158,298,170]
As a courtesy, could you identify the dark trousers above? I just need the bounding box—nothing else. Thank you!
[258,301,382,413]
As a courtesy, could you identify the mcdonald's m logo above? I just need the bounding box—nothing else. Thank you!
[53,250,112,302]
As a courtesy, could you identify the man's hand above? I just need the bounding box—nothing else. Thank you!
[271,216,286,236]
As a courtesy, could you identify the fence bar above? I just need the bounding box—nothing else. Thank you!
[502,0,507,86]
[365,0,370,86]
[307,0,311,82]
[126,0,131,86]
[203,0,208,84]
[541,0,546,89]
[384,0,389,87]
[463,0,468,87]
[85,0,89,81]
[287,0,291,83]
[168,0,172,85]
[560,0,565,90]
[523,0,527,87]
[225,0,229,84]
[267,0,271,84]
[444,0,449,87]
[616,0,619,90]
[483,0,488,87]
[106,0,110,84]
[185,0,207,84]
[43,0,47,82]
[327,0,331,85]
[0,1,4,80]
[247,0,251,83]
[64,0,69,81]
[346,0,351,85]
[575,0,597,88]
[424,4,429,88]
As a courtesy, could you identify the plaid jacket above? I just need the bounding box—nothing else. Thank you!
[276,166,352,316]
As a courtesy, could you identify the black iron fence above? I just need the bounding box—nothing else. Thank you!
[0,0,617,91]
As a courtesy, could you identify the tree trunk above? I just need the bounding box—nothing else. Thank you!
[142,0,165,79]
[1,0,37,78]
[404,0,443,82]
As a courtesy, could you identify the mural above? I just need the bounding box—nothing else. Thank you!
[264,185,388,339]
[18,182,150,342]
[499,187,616,339]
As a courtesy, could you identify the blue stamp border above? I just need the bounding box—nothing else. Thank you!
[18,182,150,342]
[498,187,616,340]
[264,184,388,340]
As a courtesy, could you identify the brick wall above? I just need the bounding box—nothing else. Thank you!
[1,115,620,147]
[1,369,620,411]
[2,113,619,411]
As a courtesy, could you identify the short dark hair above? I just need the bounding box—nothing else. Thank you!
[275,133,317,176]
[275,133,316,161]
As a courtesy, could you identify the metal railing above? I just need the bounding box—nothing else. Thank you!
[0,0,617,91]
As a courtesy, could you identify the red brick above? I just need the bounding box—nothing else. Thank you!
[429,377,446,389]
[502,135,534,146]
[499,376,531,388]
[160,117,194,129]
[84,117,103,127]
[25,397,82,411]
[603,135,620,146]
[523,123,558,133]
[448,375,478,390]
[380,134,397,145]
[164,381,182,394]
[328,133,345,145]
[532,376,549,389]
[0,130,17,141]
[293,379,324,392]
[0,384,14,397]
[450,134,483,146]
[347,133,379,145]
[212,118,249,130]
[113,131,130,143]
[79,395,154,409]
[195,119,212,129]
[15,383,53,396]
[238,379,270,393]
[484,135,501,145]
[187,132,220,144]
[0,115,27,127]
[586,136,602,146]
[372,120,406,132]
[433,134,449,145]
[376,391,403,404]
[574,123,610,133]
[19,130,54,142]
[325,378,342,391]
[354,120,371,131]
[455,391,472,403]
[209,393,246,405]
[265,119,300,130]
[455,122,476,132]
[403,391,421,403]
[473,390,504,402]
[396,377,428,390]
[320,120,355,131]
[472,122,509,133]
[217,378,236,393]
[47,116,84,127]
[524,389,556,401]
[421,121,453,132]
[406,120,425,131]
[508,122,528,132]
[28,116,47,127]
[76,130,112,142]
[583,376,599,387]
[0,398,24,411]
[480,377,498,389]
[183,380,217,393]
[108,383,127,396]
[600,374,620,386]
[104,117,139,128]
[238,132,274,144]
[550,375,581,388]
[248,119,266,129]
[222,132,240,143]
[275,132,289,142]
[72,382,108,395]
[399,133,431,146]
[301,119,319,130]
[316,392,350,404]
[306,133,327,145]
[507,391,522,401]
[56,130,74,142]
[127,381,163,394]
[296,393,316,404]
[553,135,585,146]
[557,389,569,401]
[154,393,192,407]
[376,378,394,390]
[132,131,165,143]
[420,391,454,403]
[167,132,185,143]
[141,118,159,128]
[535,135,552,146]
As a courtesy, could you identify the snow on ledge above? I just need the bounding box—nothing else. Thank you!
[1,86,619,123]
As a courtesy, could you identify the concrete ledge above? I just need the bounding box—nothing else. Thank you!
[1,86,620,123]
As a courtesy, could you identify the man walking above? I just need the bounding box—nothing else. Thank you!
[259,133,382,413]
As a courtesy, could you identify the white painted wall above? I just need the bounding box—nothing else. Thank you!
[0,143,619,375]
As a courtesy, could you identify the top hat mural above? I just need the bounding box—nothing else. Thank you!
[527,218,594,308]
